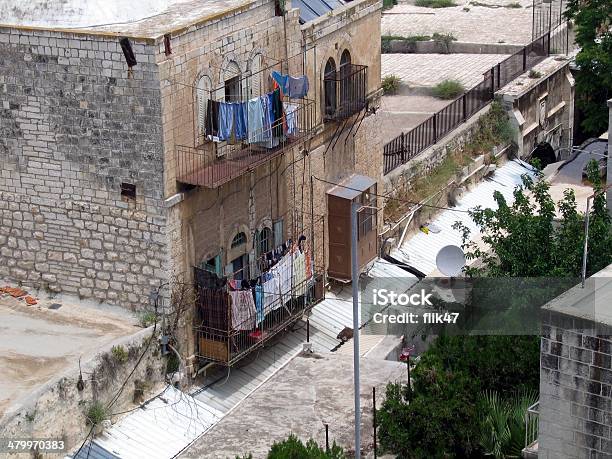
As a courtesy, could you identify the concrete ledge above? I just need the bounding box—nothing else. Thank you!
[383,39,523,55]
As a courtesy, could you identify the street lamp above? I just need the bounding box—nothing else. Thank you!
[581,184,612,288]
[350,201,380,458]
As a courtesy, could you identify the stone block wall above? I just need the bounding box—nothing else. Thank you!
[0,27,168,309]
[539,309,612,458]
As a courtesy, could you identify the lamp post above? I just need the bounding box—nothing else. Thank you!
[350,201,380,458]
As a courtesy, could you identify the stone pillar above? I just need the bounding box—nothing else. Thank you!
[607,99,612,217]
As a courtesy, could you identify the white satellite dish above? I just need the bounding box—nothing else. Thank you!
[436,245,466,276]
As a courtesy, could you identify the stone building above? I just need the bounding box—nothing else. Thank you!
[0,0,383,361]
[537,264,612,458]
[497,55,575,164]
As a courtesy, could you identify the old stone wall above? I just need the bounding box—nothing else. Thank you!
[539,309,612,458]
[0,27,168,309]
[0,328,166,457]
[498,58,574,159]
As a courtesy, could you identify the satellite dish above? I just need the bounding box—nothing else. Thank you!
[436,245,466,276]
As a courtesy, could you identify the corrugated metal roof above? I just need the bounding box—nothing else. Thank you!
[390,160,536,275]
[327,174,377,200]
[69,259,417,459]
[293,0,345,23]
[71,386,222,459]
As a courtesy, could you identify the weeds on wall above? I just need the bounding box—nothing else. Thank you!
[85,401,108,426]
[111,345,128,363]
[462,101,515,155]
[432,32,457,53]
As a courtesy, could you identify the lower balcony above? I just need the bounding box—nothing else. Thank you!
[176,98,315,189]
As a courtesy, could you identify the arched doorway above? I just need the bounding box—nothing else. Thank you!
[324,57,337,118]
[531,142,556,168]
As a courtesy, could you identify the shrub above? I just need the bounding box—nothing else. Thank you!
[111,345,128,363]
[463,101,515,154]
[415,0,457,8]
[381,34,431,53]
[431,79,464,99]
[86,401,108,426]
[139,311,157,327]
[528,69,542,78]
[506,1,522,7]
[382,74,402,94]
[383,0,397,9]
[377,335,540,458]
[237,435,345,459]
[432,32,457,53]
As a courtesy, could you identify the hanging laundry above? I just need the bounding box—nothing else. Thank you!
[247,97,266,143]
[288,75,309,98]
[229,290,257,330]
[234,102,247,141]
[270,89,284,138]
[271,70,290,95]
[261,94,279,148]
[285,103,298,136]
[263,273,281,312]
[304,246,313,280]
[218,102,234,141]
[205,100,220,139]
[292,250,307,296]
[254,284,265,325]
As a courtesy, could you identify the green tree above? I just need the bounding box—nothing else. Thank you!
[237,435,345,459]
[454,162,612,278]
[564,0,612,135]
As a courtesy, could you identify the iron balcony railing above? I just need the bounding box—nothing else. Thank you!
[194,270,324,366]
[324,64,368,121]
[383,31,557,175]
[176,98,315,188]
[524,400,539,451]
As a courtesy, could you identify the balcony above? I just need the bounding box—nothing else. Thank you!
[193,267,324,366]
[324,64,368,121]
[176,98,315,189]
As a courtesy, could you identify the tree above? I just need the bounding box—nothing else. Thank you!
[454,161,612,278]
[237,435,345,459]
[564,0,612,135]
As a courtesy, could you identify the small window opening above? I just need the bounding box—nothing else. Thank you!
[121,182,136,200]
[164,34,172,56]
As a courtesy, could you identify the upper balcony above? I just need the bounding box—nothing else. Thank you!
[175,97,315,189]
[324,64,368,121]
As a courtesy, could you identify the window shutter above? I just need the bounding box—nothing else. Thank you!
[250,54,262,98]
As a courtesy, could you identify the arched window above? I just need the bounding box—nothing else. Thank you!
[224,61,242,102]
[324,57,337,118]
[231,232,247,249]
[339,50,352,112]
[196,75,211,136]
[249,54,263,98]
[255,227,273,258]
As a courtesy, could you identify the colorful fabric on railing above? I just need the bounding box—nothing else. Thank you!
[288,75,309,99]
[254,284,264,325]
[292,250,307,297]
[218,102,233,142]
[285,103,298,136]
[271,70,290,95]
[235,102,247,141]
[261,94,279,149]
[262,272,281,312]
[269,89,284,139]
[247,97,266,143]
[229,290,257,330]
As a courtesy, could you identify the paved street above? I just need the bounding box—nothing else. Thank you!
[382,53,508,88]
[382,0,533,45]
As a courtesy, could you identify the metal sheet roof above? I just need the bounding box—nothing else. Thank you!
[327,174,376,200]
[72,386,222,459]
[69,259,417,459]
[293,0,345,23]
[390,160,536,275]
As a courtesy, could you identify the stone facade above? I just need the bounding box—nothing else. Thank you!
[1,0,383,358]
[497,56,575,160]
[539,267,612,458]
[0,28,168,308]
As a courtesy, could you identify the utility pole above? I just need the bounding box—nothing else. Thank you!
[350,199,361,458]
